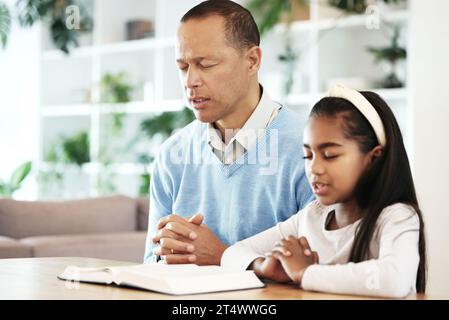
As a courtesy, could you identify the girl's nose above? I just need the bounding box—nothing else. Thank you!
[310,159,325,175]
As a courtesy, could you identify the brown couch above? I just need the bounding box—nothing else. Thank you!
[0,195,149,263]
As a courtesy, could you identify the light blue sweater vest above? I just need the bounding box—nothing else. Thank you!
[144,106,314,263]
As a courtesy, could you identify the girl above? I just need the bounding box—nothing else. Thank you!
[221,85,426,298]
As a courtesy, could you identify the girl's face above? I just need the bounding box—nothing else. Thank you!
[303,116,379,206]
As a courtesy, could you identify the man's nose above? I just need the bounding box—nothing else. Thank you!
[185,67,202,89]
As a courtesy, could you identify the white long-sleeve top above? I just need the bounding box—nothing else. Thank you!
[221,200,421,298]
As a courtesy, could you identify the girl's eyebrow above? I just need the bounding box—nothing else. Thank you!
[303,142,343,150]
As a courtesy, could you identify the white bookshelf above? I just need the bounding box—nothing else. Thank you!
[37,0,198,199]
[37,0,410,199]
[259,0,410,145]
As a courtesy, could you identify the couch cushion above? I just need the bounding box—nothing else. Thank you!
[0,236,33,258]
[21,231,147,263]
[0,195,138,238]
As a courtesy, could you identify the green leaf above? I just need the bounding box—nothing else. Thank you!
[366,26,406,63]
[140,107,195,140]
[0,184,6,196]
[9,161,32,191]
[0,2,11,48]
[137,153,153,165]
[247,0,288,36]
[328,0,407,14]
[62,131,90,166]
[0,181,9,196]
[50,16,79,54]
[327,0,366,14]
[367,46,406,63]
[100,72,133,103]
[138,173,151,196]
[44,144,62,163]
[16,0,53,27]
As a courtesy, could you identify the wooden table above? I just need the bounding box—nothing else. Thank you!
[0,257,429,300]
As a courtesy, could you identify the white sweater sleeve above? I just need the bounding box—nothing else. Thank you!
[301,205,421,298]
[221,211,302,271]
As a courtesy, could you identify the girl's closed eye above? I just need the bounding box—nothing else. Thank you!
[302,151,312,160]
[323,152,340,160]
[302,151,340,160]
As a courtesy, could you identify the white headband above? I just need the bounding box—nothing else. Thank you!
[327,84,386,147]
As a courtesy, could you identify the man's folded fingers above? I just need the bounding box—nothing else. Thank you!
[157,214,188,229]
[162,254,197,264]
[153,246,179,256]
[166,221,197,239]
[159,237,195,253]
[152,227,178,244]
[152,245,164,256]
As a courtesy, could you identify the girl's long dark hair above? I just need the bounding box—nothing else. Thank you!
[310,92,427,293]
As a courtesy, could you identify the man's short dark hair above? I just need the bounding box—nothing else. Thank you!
[180,0,260,51]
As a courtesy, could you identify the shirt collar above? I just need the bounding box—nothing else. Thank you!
[207,86,277,151]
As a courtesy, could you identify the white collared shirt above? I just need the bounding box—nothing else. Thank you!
[208,87,282,164]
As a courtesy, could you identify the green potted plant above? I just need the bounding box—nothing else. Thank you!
[1,0,93,52]
[247,0,308,96]
[246,0,309,36]
[100,72,134,134]
[100,72,133,104]
[328,0,406,14]
[61,130,90,166]
[0,0,93,54]
[43,130,90,167]
[138,107,195,140]
[132,107,195,195]
[0,2,11,48]
[96,72,134,194]
[367,25,406,88]
[38,145,64,198]
[137,154,153,196]
[15,0,93,53]
[96,147,117,195]
[278,39,299,96]
[37,131,89,198]
[0,161,32,197]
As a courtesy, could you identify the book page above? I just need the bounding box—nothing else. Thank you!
[59,263,264,295]
[114,265,264,295]
[58,263,201,284]
[58,266,114,284]
[107,263,201,275]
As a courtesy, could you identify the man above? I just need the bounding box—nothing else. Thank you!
[144,0,313,265]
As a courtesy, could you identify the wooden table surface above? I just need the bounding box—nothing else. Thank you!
[0,257,430,300]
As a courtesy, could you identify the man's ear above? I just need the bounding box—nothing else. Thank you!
[246,46,261,75]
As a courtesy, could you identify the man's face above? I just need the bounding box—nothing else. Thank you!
[176,15,251,123]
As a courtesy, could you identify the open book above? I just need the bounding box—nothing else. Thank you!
[58,263,265,295]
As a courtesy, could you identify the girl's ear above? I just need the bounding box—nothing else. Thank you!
[369,145,383,164]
